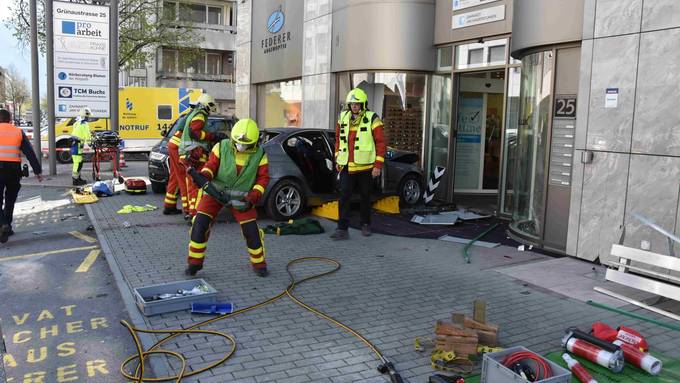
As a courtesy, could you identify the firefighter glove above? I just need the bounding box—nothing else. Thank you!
[188,167,209,188]
[244,190,262,205]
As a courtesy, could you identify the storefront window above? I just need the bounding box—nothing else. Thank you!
[257,79,302,128]
[511,51,553,238]
[336,72,427,157]
[455,38,507,70]
[428,75,452,177]
[500,66,521,215]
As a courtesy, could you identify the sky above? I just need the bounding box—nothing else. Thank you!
[0,0,48,97]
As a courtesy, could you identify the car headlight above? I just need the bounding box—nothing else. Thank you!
[149,152,167,162]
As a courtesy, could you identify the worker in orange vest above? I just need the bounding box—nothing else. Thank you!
[0,109,43,243]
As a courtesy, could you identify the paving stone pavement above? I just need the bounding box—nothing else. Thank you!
[87,191,680,383]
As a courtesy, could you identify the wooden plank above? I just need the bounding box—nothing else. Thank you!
[435,320,478,337]
[473,299,486,323]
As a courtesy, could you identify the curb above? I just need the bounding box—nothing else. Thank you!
[84,203,174,380]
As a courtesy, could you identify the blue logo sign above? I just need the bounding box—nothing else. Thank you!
[125,98,133,111]
[58,104,67,112]
[58,72,68,80]
[62,21,75,34]
[267,10,284,34]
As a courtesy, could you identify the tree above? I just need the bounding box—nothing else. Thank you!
[4,66,30,122]
[4,0,203,69]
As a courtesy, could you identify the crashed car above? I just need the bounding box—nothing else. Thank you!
[147,115,235,194]
[149,126,424,220]
[258,128,423,220]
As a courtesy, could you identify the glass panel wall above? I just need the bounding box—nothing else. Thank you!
[500,66,521,215]
[336,72,428,157]
[257,79,303,128]
[511,51,554,238]
[428,75,452,177]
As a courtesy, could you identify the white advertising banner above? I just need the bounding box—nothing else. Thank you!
[452,4,505,29]
[53,1,110,118]
[452,0,499,11]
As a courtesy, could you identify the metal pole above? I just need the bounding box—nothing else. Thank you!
[30,0,41,164]
[46,0,56,175]
[110,0,118,133]
[110,0,119,169]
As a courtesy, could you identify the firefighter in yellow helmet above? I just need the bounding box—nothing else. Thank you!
[179,93,227,217]
[331,88,386,240]
[185,118,269,277]
[71,108,92,186]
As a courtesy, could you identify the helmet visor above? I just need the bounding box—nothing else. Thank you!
[235,142,256,152]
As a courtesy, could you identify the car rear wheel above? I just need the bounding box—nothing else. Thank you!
[265,180,306,221]
[56,149,72,164]
[398,174,422,206]
[151,181,166,194]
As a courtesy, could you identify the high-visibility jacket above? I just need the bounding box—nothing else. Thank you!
[201,142,269,197]
[213,140,264,193]
[0,122,22,163]
[335,110,386,172]
[71,120,91,155]
[179,108,210,156]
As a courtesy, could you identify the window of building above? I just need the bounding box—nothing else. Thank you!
[455,38,508,70]
[207,6,222,25]
[222,51,234,79]
[190,4,206,23]
[336,72,427,156]
[179,51,205,74]
[162,49,177,72]
[257,79,303,128]
[207,53,221,75]
[163,1,177,21]
[437,46,453,71]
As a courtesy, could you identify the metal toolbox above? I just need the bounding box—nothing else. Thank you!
[133,279,217,316]
[481,346,571,383]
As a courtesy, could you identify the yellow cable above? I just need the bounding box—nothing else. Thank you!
[120,257,386,382]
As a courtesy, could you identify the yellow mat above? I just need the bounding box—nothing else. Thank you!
[70,190,99,204]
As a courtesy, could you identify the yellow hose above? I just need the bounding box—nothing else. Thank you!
[120,257,385,382]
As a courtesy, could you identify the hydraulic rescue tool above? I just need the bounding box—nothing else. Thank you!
[120,258,405,383]
[187,167,249,210]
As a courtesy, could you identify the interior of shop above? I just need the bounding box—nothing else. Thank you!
[452,70,505,215]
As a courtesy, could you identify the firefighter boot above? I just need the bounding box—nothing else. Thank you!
[163,207,182,215]
[72,177,87,186]
[185,263,203,276]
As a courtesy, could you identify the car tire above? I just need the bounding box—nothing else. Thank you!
[151,181,166,194]
[56,149,72,164]
[265,179,306,221]
[398,174,422,206]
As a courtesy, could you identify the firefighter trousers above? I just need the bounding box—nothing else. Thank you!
[165,145,188,213]
[187,193,266,270]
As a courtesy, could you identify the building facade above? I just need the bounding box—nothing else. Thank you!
[121,0,237,116]
[237,0,680,263]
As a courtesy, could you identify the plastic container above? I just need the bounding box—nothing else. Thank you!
[481,346,572,383]
[133,279,217,316]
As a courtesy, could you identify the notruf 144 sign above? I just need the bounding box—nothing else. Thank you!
[53,1,110,118]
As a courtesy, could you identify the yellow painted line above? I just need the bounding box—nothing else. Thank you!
[68,230,98,243]
[75,249,101,273]
[0,246,98,263]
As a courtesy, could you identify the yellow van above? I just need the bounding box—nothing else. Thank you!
[44,87,202,163]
